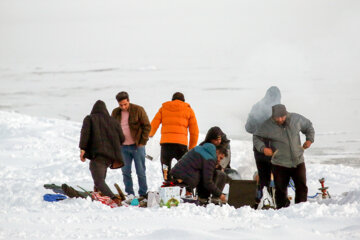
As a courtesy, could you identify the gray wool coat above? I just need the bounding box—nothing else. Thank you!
[253,112,315,168]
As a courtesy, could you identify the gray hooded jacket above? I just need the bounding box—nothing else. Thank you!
[253,112,315,168]
[245,86,281,134]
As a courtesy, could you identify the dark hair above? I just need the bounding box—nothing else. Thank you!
[200,126,230,146]
[216,145,228,157]
[172,92,185,102]
[116,91,129,102]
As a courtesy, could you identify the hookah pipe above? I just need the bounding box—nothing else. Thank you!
[318,178,331,199]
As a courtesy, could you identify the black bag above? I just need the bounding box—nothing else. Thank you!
[227,180,257,208]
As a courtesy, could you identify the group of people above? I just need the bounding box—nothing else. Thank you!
[79,87,314,209]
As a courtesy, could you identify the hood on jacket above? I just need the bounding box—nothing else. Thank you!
[194,143,217,161]
[245,86,282,134]
[201,126,230,146]
[91,100,110,116]
[162,100,190,112]
[264,86,281,104]
[249,86,281,123]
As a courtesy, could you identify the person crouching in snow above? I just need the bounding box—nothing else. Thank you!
[170,143,228,205]
[253,104,315,209]
[79,100,125,206]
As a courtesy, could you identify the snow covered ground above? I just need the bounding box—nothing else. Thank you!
[1,111,360,239]
[1,0,360,239]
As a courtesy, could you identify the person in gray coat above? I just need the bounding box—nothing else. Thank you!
[253,104,315,209]
[245,86,281,204]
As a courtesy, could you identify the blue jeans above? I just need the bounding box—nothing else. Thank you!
[121,145,148,196]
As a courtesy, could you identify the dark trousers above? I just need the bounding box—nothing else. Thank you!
[161,143,188,179]
[89,156,115,199]
[272,162,308,209]
[197,170,227,199]
[254,149,272,201]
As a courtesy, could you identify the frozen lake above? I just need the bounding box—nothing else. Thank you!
[1,65,359,167]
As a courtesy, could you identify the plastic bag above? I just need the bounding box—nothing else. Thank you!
[146,137,160,161]
[147,191,160,208]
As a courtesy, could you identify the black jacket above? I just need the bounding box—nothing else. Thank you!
[170,143,222,197]
[79,100,125,169]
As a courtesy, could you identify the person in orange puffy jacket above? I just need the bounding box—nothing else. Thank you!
[149,92,199,180]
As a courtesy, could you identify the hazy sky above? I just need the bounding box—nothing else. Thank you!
[0,0,359,142]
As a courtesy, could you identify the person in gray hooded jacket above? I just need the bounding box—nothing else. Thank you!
[245,86,281,204]
[253,104,315,209]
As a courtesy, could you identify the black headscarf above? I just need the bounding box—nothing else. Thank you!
[200,126,230,147]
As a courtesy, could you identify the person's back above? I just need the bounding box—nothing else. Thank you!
[79,100,124,168]
[79,100,124,205]
[150,93,199,149]
[170,144,215,188]
[150,92,199,181]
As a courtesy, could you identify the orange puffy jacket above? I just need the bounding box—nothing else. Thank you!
[149,100,199,149]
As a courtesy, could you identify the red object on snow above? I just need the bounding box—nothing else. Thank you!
[91,192,119,208]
